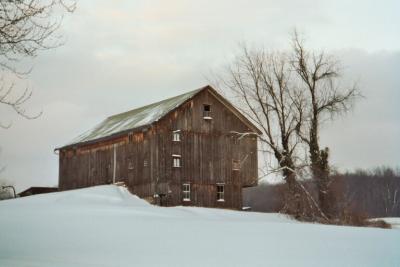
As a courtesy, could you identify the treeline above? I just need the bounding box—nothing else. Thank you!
[244,167,400,219]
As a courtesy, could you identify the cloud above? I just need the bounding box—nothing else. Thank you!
[0,0,399,191]
[321,50,400,171]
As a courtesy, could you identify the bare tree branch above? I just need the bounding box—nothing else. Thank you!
[219,44,313,217]
[0,0,75,126]
[291,29,362,216]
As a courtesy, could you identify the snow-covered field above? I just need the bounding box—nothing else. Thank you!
[0,186,399,267]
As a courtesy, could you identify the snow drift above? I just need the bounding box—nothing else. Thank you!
[0,185,399,267]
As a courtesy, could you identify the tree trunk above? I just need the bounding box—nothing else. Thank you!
[307,112,330,216]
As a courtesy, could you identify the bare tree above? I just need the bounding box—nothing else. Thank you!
[290,31,361,216]
[218,31,361,221]
[0,0,75,127]
[220,45,316,217]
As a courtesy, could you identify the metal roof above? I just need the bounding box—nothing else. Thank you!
[62,86,205,148]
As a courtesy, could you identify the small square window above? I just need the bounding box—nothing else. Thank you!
[217,185,224,201]
[203,104,211,112]
[173,155,181,168]
[232,159,240,171]
[173,131,181,142]
[182,183,190,201]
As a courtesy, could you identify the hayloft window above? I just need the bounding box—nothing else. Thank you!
[232,159,240,171]
[172,154,181,168]
[173,130,181,142]
[217,184,224,201]
[203,104,212,119]
[182,183,190,201]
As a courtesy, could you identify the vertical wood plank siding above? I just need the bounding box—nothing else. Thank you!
[59,89,258,209]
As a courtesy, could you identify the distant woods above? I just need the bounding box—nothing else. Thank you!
[244,167,400,222]
[219,31,361,221]
[0,0,75,128]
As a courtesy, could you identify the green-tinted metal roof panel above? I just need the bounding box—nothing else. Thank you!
[65,87,204,147]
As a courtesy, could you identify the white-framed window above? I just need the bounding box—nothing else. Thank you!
[172,154,181,168]
[217,184,224,201]
[173,130,181,142]
[182,183,190,201]
[232,159,240,171]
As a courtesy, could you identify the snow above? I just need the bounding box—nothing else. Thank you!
[0,185,399,267]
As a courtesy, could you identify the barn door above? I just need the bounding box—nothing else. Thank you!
[112,144,126,185]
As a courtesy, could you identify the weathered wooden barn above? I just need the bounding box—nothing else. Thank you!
[56,85,260,209]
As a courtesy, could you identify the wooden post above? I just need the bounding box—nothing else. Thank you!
[113,144,116,184]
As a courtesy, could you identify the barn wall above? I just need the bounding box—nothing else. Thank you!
[152,89,258,209]
[58,88,258,210]
[59,131,157,200]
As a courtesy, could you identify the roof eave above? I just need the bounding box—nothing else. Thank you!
[55,123,153,151]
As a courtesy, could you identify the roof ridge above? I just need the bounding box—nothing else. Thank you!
[107,86,206,120]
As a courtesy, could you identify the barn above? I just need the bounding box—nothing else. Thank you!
[55,85,260,209]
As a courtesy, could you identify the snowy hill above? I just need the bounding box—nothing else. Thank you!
[0,185,399,267]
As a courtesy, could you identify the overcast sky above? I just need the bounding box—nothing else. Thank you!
[0,0,399,192]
